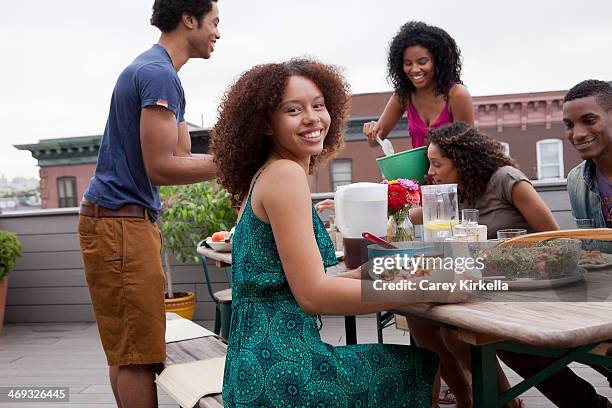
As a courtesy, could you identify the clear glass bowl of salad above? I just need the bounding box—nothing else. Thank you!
[470,238,582,281]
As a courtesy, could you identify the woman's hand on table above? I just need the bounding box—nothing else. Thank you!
[335,267,363,279]
[315,199,335,213]
[425,273,473,304]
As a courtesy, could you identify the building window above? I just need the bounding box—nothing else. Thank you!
[57,177,78,207]
[330,159,352,191]
[536,139,564,179]
[500,142,510,156]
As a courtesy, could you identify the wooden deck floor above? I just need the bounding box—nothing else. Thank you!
[0,317,610,407]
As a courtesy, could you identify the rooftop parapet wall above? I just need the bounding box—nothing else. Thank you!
[473,91,566,132]
[0,185,574,323]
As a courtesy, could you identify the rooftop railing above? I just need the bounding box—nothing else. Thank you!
[0,182,573,323]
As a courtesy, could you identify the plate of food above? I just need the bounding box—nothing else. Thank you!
[482,268,586,290]
[473,238,585,290]
[205,230,232,252]
[578,250,612,269]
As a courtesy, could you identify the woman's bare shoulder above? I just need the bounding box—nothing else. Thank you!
[259,160,308,187]
[449,83,472,99]
[257,160,310,201]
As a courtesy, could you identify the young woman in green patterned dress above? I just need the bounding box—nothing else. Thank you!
[211,58,467,408]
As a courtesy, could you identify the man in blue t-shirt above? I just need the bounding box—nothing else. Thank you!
[565,80,612,253]
[78,1,220,406]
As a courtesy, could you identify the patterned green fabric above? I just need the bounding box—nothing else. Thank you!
[222,190,438,407]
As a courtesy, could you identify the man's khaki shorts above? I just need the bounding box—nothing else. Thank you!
[78,215,165,366]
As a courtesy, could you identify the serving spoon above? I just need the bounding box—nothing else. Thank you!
[376,137,395,156]
[362,232,398,249]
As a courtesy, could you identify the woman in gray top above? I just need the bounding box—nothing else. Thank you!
[409,122,560,408]
[415,122,559,238]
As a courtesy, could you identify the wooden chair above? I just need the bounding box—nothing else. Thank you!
[197,240,232,340]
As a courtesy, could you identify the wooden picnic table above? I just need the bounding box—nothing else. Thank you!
[391,265,612,407]
[196,245,612,407]
[196,246,231,268]
[395,269,612,348]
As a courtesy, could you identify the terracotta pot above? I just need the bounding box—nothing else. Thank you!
[0,276,8,335]
[164,291,196,320]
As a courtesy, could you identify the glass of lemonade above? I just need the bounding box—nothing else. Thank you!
[421,184,459,242]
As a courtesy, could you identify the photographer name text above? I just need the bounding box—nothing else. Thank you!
[373,279,508,292]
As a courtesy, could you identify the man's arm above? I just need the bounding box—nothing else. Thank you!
[141,106,216,185]
[173,121,192,157]
[175,122,209,158]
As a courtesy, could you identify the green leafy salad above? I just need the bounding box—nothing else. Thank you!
[476,239,581,280]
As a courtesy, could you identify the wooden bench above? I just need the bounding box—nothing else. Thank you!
[164,336,226,407]
[161,313,226,407]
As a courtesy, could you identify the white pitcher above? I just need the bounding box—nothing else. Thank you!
[334,183,388,239]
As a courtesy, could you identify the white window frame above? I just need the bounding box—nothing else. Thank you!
[500,142,510,156]
[536,139,564,180]
[57,176,78,208]
[330,159,352,191]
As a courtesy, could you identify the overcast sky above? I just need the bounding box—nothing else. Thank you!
[1,0,611,180]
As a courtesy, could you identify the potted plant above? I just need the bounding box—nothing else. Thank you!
[0,230,22,334]
[159,181,236,320]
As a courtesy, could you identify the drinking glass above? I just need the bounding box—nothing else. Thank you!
[461,209,479,225]
[497,229,527,240]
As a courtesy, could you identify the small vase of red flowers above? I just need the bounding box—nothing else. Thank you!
[382,178,421,242]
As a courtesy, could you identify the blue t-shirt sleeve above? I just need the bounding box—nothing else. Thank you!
[137,62,184,121]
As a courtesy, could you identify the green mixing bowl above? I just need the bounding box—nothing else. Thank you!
[376,146,429,183]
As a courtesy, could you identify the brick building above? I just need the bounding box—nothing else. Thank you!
[17,89,581,208]
[15,124,209,209]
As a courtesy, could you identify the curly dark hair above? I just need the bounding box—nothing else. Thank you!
[211,58,350,201]
[388,21,463,105]
[428,122,517,206]
[150,0,217,32]
[563,79,612,111]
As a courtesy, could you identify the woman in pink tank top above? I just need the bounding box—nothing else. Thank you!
[363,22,484,408]
[364,21,474,149]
